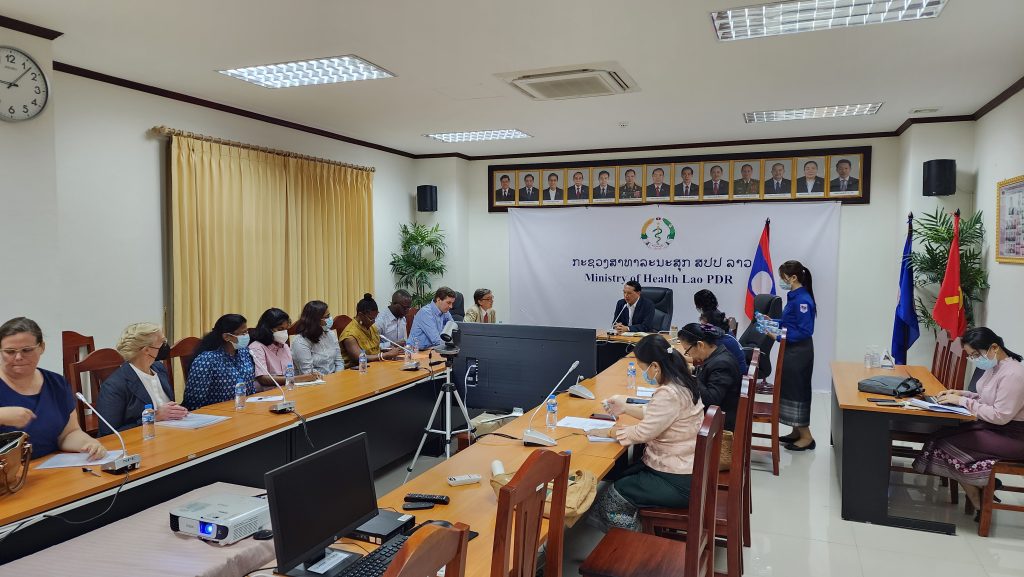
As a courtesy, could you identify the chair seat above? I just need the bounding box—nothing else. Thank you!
[580,528,689,577]
[643,496,730,532]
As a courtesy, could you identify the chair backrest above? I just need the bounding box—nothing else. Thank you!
[68,348,125,436]
[382,521,469,577]
[944,337,969,391]
[968,366,984,393]
[643,287,674,321]
[730,377,754,512]
[288,320,301,336]
[932,329,952,381]
[491,449,571,577]
[451,292,466,322]
[651,308,671,332]
[62,330,95,382]
[164,336,201,389]
[686,406,725,577]
[726,316,738,337]
[333,315,351,339]
[405,307,418,337]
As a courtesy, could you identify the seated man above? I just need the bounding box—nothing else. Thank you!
[408,286,457,349]
[612,280,655,334]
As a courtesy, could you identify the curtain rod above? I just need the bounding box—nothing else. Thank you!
[150,126,376,173]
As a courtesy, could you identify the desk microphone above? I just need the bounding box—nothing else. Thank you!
[74,393,141,473]
[612,305,628,329]
[523,360,580,447]
[269,380,296,414]
[379,334,414,355]
[381,334,420,370]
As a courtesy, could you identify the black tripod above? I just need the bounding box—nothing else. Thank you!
[404,355,475,484]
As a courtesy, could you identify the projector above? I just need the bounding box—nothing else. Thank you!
[169,493,270,545]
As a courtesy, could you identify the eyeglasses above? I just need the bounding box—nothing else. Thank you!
[146,340,168,350]
[966,349,990,360]
[683,345,695,356]
[1,345,42,359]
[479,296,494,302]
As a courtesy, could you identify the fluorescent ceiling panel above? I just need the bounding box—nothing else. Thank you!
[744,102,883,122]
[424,130,532,143]
[218,55,393,88]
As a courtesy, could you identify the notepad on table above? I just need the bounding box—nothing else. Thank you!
[906,398,972,416]
[246,395,284,403]
[37,450,125,470]
[156,413,230,429]
[587,435,617,443]
[294,379,327,387]
[636,386,656,398]
[556,416,616,432]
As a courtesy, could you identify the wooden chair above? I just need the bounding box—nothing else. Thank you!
[405,308,418,340]
[491,449,570,577]
[164,336,200,387]
[579,407,725,577]
[751,329,787,475]
[979,461,1024,537]
[382,521,469,577]
[932,329,952,384]
[334,315,353,339]
[62,330,95,383]
[942,338,969,391]
[67,348,124,436]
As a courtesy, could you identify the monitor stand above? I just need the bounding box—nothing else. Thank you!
[285,547,362,577]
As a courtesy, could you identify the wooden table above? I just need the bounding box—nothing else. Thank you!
[830,361,974,534]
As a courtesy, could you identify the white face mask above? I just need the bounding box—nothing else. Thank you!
[272,330,289,344]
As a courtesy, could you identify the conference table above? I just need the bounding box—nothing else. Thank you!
[830,361,974,534]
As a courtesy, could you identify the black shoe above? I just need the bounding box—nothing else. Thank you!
[784,440,816,452]
[779,432,800,443]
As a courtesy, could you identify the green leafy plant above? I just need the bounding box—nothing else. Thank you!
[389,223,447,307]
[910,208,989,329]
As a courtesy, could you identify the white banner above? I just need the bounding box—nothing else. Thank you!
[509,202,840,392]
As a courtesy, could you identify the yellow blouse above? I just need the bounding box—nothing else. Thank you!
[339,321,381,368]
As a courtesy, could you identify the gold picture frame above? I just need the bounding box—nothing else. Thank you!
[996,175,1024,264]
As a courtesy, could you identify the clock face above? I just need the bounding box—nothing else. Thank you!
[0,46,49,122]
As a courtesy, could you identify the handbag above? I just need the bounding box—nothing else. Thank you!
[0,431,32,497]
[857,376,925,398]
[490,468,597,527]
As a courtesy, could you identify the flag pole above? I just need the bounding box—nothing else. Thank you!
[903,212,913,359]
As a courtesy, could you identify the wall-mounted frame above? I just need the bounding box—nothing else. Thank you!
[487,145,871,212]
[996,175,1024,264]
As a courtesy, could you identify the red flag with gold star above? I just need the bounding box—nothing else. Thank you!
[932,210,967,338]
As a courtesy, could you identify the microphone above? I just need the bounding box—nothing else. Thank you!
[75,393,141,473]
[523,360,580,447]
[379,334,413,355]
[269,380,296,414]
[612,304,628,329]
[381,334,419,369]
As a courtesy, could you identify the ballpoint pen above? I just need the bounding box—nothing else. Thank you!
[81,467,101,477]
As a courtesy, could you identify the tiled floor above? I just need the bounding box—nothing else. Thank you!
[375,392,1024,576]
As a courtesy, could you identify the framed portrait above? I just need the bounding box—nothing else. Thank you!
[493,171,516,206]
[732,160,762,200]
[827,154,862,197]
[592,167,617,203]
[763,159,795,198]
[996,175,1024,264]
[517,170,541,206]
[540,169,565,205]
[618,166,643,203]
[645,164,671,202]
[673,163,700,201]
[794,156,827,198]
[566,169,591,204]
[702,162,730,199]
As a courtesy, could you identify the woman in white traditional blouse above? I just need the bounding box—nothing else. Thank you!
[290,300,345,375]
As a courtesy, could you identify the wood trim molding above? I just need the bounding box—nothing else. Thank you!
[0,15,63,40]
[974,75,1024,120]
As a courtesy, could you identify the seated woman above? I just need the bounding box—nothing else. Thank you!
[248,308,322,389]
[463,289,497,323]
[693,289,719,319]
[588,334,705,532]
[0,317,107,460]
[291,300,345,376]
[677,323,742,431]
[699,309,748,375]
[913,327,1024,515]
[183,314,256,410]
[340,294,403,368]
[96,322,188,435]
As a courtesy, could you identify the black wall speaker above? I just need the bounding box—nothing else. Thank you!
[417,185,438,212]
[923,159,956,196]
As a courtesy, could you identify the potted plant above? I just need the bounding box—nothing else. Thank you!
[911,208,989,329]
[389,223,447,307]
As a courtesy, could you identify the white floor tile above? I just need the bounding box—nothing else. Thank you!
[744,532,864,577]
[851,514,980,563]
[858,546,988,577]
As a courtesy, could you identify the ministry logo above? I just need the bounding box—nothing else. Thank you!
[641,217,676,250]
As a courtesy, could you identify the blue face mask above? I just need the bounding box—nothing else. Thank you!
[324,316,334,330]
[232,333,250,350]
[779,280,793,291]
[975,350,998,371]
[642,364,658,385]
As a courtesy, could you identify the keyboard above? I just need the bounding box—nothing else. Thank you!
[339,534,409,577]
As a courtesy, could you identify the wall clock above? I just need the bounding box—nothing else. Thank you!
[0,46,49,122]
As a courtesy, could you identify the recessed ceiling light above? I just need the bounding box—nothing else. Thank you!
[424,130,532,143]
[218,55,394,88]
[712,0,948,41]
[744,102,883,122]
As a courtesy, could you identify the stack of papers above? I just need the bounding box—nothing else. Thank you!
[37,450,125,470]
[157,413,230,429]
[555,416,615,432]
[906,398,972,416]
[295,379,327,387]
[246,395,284,403]
[586,435,617,443]
[636,387,656,398]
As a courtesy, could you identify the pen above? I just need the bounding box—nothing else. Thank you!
[82,467,101,477]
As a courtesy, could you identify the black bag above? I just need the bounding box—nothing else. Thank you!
[857,376,925,398]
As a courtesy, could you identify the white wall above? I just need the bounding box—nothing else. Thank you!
[0,30,62,371]
[412,157,470,295]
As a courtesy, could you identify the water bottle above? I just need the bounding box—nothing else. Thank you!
[141,404,156,440]
[627,362,637,391]
[358,349,368,374]
[234,379,246,411]
[545,395,558,430]
[864,346,873,369]
[411,339,420,357]
[870,345,882,369]
[284,363,295,391]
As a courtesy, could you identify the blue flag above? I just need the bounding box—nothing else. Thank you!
[891,215,920,365]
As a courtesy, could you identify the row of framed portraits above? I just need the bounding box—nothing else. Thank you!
[487,146,871,212]
[996,175,1024,264]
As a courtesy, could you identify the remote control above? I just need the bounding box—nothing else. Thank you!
[447,474,482,487]
[404,493,450,505]
[402,501,435,511]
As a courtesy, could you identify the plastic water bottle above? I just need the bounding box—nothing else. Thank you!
[864,346,873,369]
[411,339,420,357]
[870,345,882,368]
[627,362,637,391]
[234,380,246,411]
[284,363,295,391]
[358,350,368,374]
[141,404,156,440]
[545,395,558,430]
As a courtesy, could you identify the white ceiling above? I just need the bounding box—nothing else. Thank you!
[3,0,1023,156]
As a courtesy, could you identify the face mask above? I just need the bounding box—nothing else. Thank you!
[232,333,250,350]
[779,280,793,291]
[154,343,170,362]
[642,365,658,385]
[324,316,334,330]
[975,350,998,371]
[273,330,289,344]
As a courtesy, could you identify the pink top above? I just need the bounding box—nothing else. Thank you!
[615,382,705,475]
[957,357,1024,425]
[248,341,294,378]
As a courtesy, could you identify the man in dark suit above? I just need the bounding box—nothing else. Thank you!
[619,168,642,199]
[646,167,669,199]
[704,164,729,197]
[612,280,656,333]
[676,166,699,197]
[797,160,825,194]
[593,170,616,200]
[518,174,539,202]
[829,158,859,193]
[765,162,793,195]
[495,174,514,204]
[544,172,564,202]
[568,171,589,201]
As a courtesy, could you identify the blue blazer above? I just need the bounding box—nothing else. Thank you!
[612,297,656,333]
[96,362,175,436]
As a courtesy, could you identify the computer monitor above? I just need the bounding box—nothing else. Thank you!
[265,432,378,577]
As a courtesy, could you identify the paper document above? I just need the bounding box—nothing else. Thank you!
[587,435,617,443]
[247,395,284,403]
[156,413,230,429]
[294,379,326,388]
[906,398,972,416]
[37,450,125,470]
[621,332,650,337]
[556,416,617,432]
[636,387,656,398]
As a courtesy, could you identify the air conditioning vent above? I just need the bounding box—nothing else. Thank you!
[505,63,638,101]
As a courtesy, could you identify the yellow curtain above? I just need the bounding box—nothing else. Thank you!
[170,136,374,397]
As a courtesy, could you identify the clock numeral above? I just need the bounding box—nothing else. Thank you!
[34,86,41,95]
[22,105,28,114]
[8,106,15,115]
[30,73,37,82]
[4,54,15,64]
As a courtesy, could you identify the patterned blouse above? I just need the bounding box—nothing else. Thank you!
[183,348,256,410]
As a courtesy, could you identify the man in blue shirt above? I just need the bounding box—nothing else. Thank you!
[409,286,457,349]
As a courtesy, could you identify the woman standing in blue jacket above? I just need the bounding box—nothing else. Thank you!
[770,260,817,451]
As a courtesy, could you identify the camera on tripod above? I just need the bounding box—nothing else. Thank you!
[437,321,461,359]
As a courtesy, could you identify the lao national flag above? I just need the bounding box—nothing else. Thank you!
[891,214,920,365]
[932,210,967,338]
[745,219,775,319]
